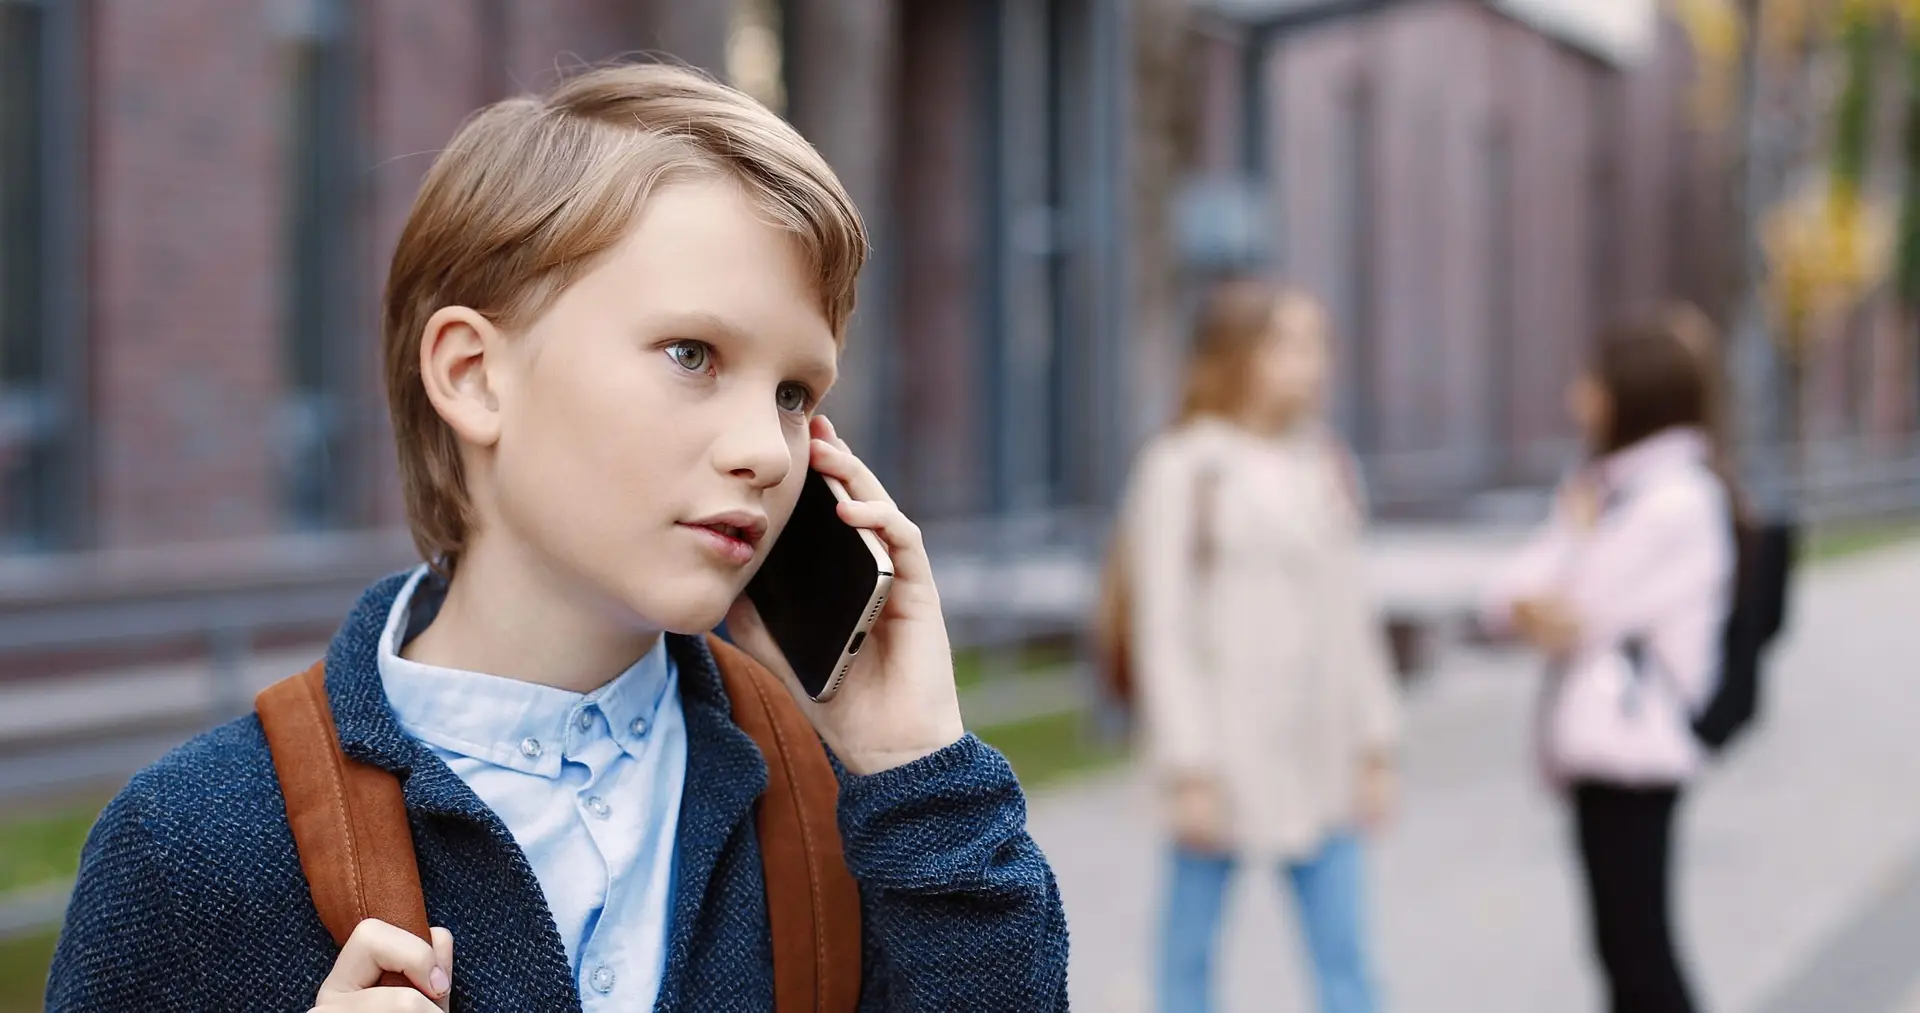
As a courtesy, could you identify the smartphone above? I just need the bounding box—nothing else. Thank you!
[745,470,894,702]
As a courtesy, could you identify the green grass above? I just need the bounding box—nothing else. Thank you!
[0,930,55,1012]
[1803,517,1920,563]
[0,799,98,1008]
[951,637,1079,692]
[0,799,101,896]
[975,708,1127,789]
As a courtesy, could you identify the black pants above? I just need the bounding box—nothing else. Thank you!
[1572,782,1698,1013]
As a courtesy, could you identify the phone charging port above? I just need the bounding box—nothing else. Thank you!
[846,632,867,656]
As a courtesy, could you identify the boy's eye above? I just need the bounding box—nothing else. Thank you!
[776,382,812,414]
[666,340,712,373]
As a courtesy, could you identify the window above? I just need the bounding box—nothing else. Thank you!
[278,0,358,528]
[1,0,52,548]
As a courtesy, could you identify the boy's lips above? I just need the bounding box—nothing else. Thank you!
[680,511,768,567]
[683,510,768,547]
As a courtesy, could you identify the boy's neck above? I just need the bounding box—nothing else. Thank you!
[401,537,663,696]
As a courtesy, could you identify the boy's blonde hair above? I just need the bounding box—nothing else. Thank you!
[383,63,867,569]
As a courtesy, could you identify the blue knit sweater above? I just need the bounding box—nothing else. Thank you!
[46,574,1070,1011]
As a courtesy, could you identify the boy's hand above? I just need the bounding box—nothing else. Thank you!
[311,918,454,1012]
[726,415,967,776]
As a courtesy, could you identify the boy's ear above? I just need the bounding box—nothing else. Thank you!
[420,306,507,448]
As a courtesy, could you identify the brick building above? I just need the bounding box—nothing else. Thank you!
[1,0,1763,562]
[1175,0,1734,512]
[0,0,1135,557]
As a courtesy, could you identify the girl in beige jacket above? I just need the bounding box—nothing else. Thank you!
[1120,280,1402,1013]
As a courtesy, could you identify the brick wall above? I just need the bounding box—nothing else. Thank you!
[77,0,715,550]
[892,0,983,518]
[91,0,284,547]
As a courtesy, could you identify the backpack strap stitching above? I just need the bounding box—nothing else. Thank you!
[739,656,833,1006]
[296,665,372,929]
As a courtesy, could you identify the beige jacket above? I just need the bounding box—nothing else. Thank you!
[1122,418,1403,859]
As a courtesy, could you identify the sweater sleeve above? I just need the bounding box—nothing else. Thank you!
[1479,486,1580,636]
[46,793,202,1013]
[1126,438,1223,778]
[838,735,1069,1012]
[1316,437,1403,755]
[1342,548,1404,755]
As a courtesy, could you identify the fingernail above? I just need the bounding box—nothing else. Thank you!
[430,966,450,995]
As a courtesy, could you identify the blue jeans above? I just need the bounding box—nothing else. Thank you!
[1157,834,1379,1013]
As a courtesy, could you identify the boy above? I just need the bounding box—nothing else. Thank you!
[48,64,1069,1011]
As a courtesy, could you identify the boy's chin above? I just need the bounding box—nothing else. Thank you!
[614,580,738,638]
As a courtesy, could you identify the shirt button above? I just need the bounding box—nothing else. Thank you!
[519,737,543,759]
[589,964,616,993]
[585,795,611,819]
[576,710,594,732]
[629,717,648,736]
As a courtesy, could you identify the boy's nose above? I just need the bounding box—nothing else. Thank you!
[713,412,795,488]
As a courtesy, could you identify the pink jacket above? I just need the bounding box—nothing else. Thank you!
[1480,428,1734,786]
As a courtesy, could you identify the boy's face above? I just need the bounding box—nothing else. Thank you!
[473,177,838,634]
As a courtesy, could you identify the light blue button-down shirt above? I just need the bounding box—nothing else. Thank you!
[377,567,688,1010]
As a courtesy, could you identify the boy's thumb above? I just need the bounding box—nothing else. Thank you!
[429,927,454,1011]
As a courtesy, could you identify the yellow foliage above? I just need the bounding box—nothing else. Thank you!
[1673,0,1742,122]
[1760,180,1895,346]
[1670,0,1920,127]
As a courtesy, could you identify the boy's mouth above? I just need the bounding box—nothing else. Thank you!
[682,511,768,548]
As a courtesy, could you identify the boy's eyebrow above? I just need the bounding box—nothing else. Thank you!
[656,310,754,345]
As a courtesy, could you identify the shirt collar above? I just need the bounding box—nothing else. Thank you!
[1598,426,1709,493]
[376,566,677,779]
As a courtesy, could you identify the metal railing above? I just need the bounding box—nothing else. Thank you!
[0,528,417,717]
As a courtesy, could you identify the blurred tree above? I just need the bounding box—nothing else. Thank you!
[1674,0,1906,494]
[1896,2,1920,417]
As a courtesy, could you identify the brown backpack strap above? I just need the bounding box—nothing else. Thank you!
[257,662,432,992]
[707,635,863,1013]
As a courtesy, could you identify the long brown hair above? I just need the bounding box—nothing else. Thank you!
[1589,307,1744,512]
[1175,278,1316,426]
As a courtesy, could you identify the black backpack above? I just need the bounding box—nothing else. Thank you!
[1691,516,1796,752]
[1624,511,1797,753]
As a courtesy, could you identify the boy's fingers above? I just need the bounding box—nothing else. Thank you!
[810,439,890,508]
[319,919,446,1000]
[310,986,444,1011]
[836,499,931,584]
[814,414,845,449]
[429,927,454,1012]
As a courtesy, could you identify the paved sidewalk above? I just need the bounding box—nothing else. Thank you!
[1029,541,1920,1013]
